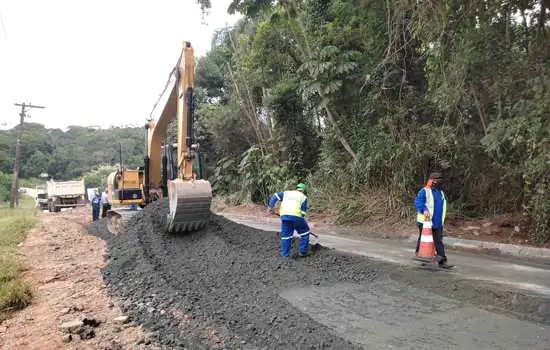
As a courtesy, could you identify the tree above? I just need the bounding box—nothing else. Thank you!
[195,0,550,243]
[0,124,144,181]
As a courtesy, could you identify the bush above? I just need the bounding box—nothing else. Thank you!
[211,146,298,205]
[82,165,118,189]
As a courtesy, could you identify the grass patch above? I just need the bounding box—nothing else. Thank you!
[0,197,38,321]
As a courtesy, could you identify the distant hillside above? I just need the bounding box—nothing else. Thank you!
[0,123,145,181]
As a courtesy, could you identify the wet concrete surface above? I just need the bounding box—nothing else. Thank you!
[281,281,549,349]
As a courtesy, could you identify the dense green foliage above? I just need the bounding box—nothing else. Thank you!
[195,0,550,243]
[0,123,144,181]
[82,165,119,189]
[0,124,144,199]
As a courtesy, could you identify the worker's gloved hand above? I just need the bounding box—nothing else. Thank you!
[423,210,431,219]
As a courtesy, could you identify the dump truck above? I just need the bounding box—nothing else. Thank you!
[35,186,48,210]
[46,179,86,212]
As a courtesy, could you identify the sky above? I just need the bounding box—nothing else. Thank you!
[0,0,241,130]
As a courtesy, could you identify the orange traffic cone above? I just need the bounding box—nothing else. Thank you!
[414,221,435,261]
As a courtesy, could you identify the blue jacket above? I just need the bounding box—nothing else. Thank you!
[91,196,101,207]
[415,187,445,229]
[268,191,308,222]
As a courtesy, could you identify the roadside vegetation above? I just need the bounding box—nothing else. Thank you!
[188,0,550,245]
[0,198,38,321]
[0,125,143,181]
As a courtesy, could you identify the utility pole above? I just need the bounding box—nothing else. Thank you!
[10,102,45,208]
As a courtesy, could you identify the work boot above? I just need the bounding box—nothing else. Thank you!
[439,262,454,269]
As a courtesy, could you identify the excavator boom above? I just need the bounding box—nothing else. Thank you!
[149,41,212,233]
[106,41,212,234]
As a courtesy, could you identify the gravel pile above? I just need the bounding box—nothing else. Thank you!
[88,199,382,349]
[88,199,550,349]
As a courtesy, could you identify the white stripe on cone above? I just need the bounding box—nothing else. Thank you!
[420,220,433,242]
[420,234,434,243]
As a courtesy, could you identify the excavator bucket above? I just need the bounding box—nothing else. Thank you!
[106,208,140,234]
[166,178,212,233]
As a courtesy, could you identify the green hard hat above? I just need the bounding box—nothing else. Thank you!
[296,183,306,191]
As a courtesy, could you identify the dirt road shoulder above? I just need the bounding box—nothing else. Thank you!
[0,207,155,350]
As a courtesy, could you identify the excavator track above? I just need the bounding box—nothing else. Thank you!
[166,179,212,233]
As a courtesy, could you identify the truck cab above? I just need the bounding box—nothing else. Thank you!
[35,186,48,210]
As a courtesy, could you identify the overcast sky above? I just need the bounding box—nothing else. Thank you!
[0,0,240,130]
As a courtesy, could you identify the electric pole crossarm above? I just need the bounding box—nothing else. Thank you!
[14,103,45,109]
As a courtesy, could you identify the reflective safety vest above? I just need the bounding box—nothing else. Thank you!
[416,187,447,224]
[279,190,307,217]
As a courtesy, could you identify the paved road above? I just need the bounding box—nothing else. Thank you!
[221,213,550,350]
[222,214,550,296]
[281,281,549,349]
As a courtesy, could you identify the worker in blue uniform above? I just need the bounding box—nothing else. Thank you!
[268,183,311,257]
[91,191,101,221]
[414,172,453,268]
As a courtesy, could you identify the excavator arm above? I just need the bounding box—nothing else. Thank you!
[146,42,212,233]
[106,41,212,235]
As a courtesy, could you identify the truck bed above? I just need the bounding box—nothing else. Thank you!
[47,180,86,197]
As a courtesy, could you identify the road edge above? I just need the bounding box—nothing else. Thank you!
[217,212,550,261]
[407,234,550,260]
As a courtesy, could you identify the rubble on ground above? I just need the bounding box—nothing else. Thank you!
[88,199,550,349]
[88,199,381,349]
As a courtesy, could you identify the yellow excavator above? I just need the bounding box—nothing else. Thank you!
[106,41,212,234]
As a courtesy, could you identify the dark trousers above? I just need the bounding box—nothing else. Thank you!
[92,205,100,221]
[415,223,447,263]
[101,203,111,218]
[280,219,310,257]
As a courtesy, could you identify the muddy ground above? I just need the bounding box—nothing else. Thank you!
[89,199,550,349]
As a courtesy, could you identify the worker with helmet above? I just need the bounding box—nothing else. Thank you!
[268,183,311,257]
[415,172,453,269]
